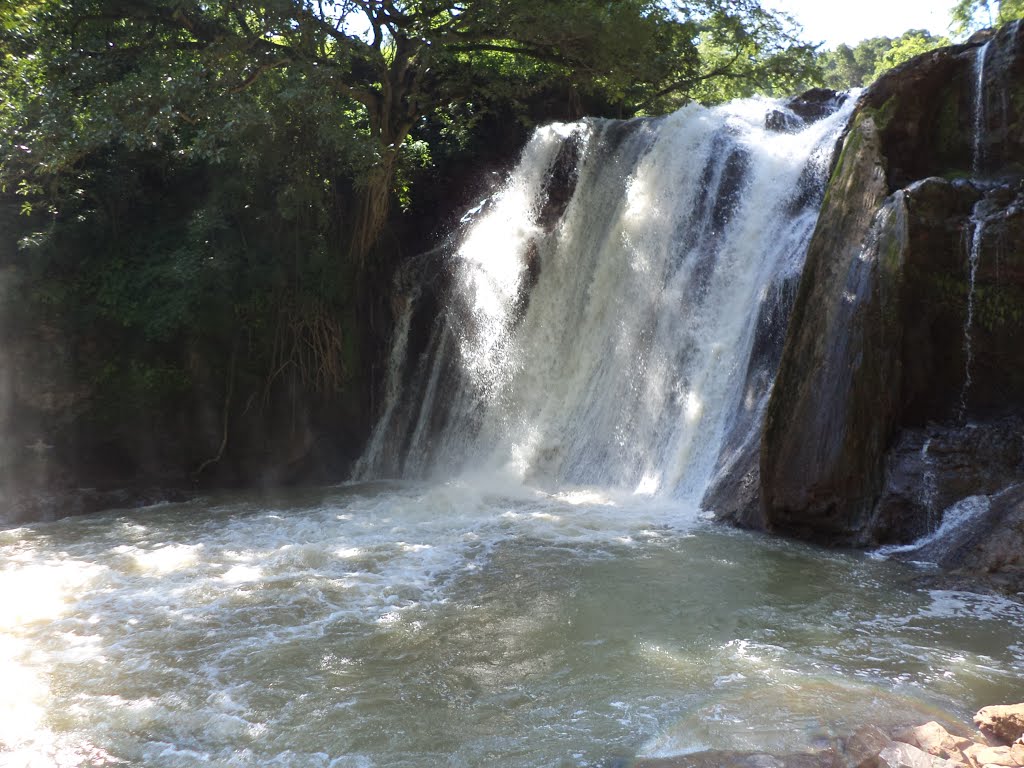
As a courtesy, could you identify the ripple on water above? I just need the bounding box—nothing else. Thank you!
[0,483,1021,767]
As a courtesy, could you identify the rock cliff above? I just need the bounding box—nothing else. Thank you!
[745,20,1024,586]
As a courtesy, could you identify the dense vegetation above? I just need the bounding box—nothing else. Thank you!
[0,0,1021,493]
[815,30,950,89]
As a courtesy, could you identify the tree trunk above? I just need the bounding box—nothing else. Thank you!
[350,152,398,271]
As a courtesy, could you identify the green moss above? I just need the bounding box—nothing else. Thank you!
[911,267,968,313]
[821,114,869,210]
[975,284,1024,332]
[933,80,966,168]
[866,95,900,133]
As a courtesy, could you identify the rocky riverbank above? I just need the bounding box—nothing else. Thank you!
[631,703,1024,768]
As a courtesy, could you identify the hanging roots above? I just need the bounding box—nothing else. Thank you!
[267,294,347,396]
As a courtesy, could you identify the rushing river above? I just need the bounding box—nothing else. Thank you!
[2,481,1023,767]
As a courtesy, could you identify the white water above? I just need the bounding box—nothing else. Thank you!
[3,487,1024,767]
[874,495,991,564]
[959,206,987,422]
[971,42,990,175]
[361,96,855,498]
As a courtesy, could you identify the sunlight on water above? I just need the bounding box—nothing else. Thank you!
[0,485,1022,767]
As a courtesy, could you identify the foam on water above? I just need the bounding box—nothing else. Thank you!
[2,486,1023,767]
[0,481,703,765]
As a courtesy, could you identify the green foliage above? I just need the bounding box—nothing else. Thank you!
[951,0,1024,36]
[668,0,820,107]
[870,31,949,81]
[815,31,948,90]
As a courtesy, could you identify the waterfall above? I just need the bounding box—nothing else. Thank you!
[874,494,991,563]
[971,41,990,175]
[359,96,856,500]
[959,203,988,422]
[920,438,938,533]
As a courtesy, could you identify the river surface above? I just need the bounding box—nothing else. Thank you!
[2,480,1023,767]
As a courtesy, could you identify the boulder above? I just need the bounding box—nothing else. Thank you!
[892,722,975,761]
[974,704,1024,745]
[961,743,1017,767]
[864,741,964,768]
[765,89,849,133]
[1011,738,1024,765]
[874,423,1024,549]
[630,750,843,768]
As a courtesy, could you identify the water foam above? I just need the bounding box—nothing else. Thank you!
[360,96,856,502]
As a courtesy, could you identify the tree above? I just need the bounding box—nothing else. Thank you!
[870,30,949,80]
[0,0,823,467]
[1,0,818,271]
[951,0,1024,35]
[816,37,895,89]
[814,31,947,90]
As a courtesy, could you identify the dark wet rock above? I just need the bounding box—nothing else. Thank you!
[704,275,801,529]
[758,21,1024,567]
[766,89,849,133]
[2,486,191,527]
[860,21,1024,188]
[789,88,850,123]
[873,419,1024,545]
[879,477,1024,597]
[847,726,897,766]
[766,108,804,133]
[537,126,585,232]
[703,432,765,530]
[760,111,902,544]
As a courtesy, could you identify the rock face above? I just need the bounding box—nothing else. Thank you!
[975,704,1024,745]
[751,19,1024,579]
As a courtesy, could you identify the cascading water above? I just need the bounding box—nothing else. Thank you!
[958,207,987,423]
[971,41,990,175]
[920,438,938,533]
[359,96,855,500]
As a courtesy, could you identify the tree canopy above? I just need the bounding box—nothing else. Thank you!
[1,0,819,264]
[814,30,949,90]
[951,0,1024,35]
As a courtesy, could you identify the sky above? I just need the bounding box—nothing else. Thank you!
[764,0,954,48]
